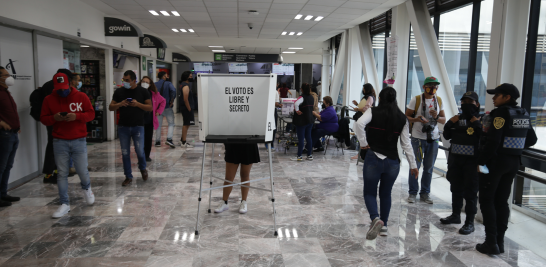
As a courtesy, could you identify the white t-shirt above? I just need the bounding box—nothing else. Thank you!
[275,90,280,103]
[407,96,443,140]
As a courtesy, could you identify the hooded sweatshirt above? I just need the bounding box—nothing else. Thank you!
[40,87,95,140]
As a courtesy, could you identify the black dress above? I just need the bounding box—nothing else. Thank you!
[224,143,260,165]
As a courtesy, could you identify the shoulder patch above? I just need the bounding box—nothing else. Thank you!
[494,117,505,130]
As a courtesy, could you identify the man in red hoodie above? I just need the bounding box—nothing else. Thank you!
[41,72,95,218]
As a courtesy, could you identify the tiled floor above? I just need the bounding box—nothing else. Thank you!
[1,116,546,266]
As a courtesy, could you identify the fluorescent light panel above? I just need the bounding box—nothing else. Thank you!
[180,29,187,32]
[80,45,89,47]
[282,51,295,53]
[281,32,287,35]
[149,10,159,16]
[289,32,295,35]
[171,11,180,16]
[294,14,303,19]
[212,50,225,52]
[315,16,323,21]
[188,29,194,32]
[288,47,303,49]
[160,11,170,16]
[172,29,179,32]
[304,15,313,20]
[209,46,223,47]
[297,32,302,35]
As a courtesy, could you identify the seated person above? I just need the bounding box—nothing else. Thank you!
[311,96,339,152]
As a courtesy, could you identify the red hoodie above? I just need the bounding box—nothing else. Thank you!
[40,87,95,140]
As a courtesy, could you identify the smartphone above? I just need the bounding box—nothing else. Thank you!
[60,112,68,116]
[126,98,133,102]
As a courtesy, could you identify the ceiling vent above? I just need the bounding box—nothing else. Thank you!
[248,10,259,15]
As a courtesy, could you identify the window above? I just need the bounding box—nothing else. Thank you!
[474,0,494,105]
[530,0,546,151]
[372,32,385,85]
[406,27,426,106]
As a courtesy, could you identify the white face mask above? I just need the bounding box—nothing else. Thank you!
[3,76,14,87]
[141,82,150,89]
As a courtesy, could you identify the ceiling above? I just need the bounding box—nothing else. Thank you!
[81,0,404,55]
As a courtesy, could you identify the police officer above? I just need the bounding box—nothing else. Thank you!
[476,84,537,255]
[441,91,482,235]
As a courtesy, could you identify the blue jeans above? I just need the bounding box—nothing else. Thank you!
[118,126,146,179]
[311,128,332,148]
[296,123,313,157]
[363,150,400,226]
[156,107,175,142]
[0,130,19,197]
[408,137,439,195]
[53,138,90,205]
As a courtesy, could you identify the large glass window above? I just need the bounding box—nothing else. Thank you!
[530,0,546,151]
[474,0,494,104]
[406,27,426,106]
[372,32,385,85]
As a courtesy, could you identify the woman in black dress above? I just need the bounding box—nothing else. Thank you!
[214,143,260,214]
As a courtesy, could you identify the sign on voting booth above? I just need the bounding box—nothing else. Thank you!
[197,74,277,143]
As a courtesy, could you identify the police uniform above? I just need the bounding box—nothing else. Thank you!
[441,92,482,235]
[476,84,537,255]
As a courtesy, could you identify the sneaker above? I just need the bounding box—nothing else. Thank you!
[146,157,152,162]
[440,214,461,224]
[366,217,384,240]
[214,202,229,213]
[379,226,388,236]
[239,200,248,214]
[406,194,416,203]
[180,142,194,148]
[313,147,324,152]
[1,195,20,202]
[420,193,434,204]
[165,139,176,148]
[82,188,95,205]
[52,204,70,218]
[68,167,76,177]
[155,141,161,147]
[290,156,303,161]
[306,155,313,161]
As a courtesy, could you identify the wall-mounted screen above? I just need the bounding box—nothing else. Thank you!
[272,63,294,75]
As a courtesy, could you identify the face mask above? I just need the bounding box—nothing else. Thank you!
[77,81,82,89]
[57,89,70,98]
[321,104,326,109]
[3,76,14,87]
[426,87,437,95]
[188,78,194,82]
[123,82,131,89]
[141,82,150,89]
[460,103,479,118]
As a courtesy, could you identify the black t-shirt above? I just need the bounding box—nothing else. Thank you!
[113,86,151,127]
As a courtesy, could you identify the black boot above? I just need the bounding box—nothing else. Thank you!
[440,214,461,224]
[476,242,500,255]
[497,231,506,253]
[459,223,475,235]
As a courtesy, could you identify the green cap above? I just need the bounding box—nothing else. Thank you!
[424,76,440,85]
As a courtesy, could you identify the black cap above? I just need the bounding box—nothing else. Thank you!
[486,83,520,100]
[460,91,479,102]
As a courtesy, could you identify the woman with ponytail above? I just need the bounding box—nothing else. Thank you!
[354,87,419,240]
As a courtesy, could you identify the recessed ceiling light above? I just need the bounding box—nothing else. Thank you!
[172,29,179,32]
[289,32,295,35]
[282,51,296,53]
[160,11,170,16]
[315,16,324,21]
[149,10,159,16]
[209,46,223,47]
[230,49,235,51]
[212,50,225,52]
[171,11,180,16]
[289,47,303,49]
[281,32,287,35]
[297,32,303,35]
[80,45,90,48]
[180,29,187,32]
[304,15,313,20]
[188,29,194,32]
[295,14,303,19]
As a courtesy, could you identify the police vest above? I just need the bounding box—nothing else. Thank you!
[366,108,407,161]
[497,106,530,156]
[449,118,481,157]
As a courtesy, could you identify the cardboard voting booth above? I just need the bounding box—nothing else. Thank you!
[281,98,297,116]
[194,74,279,236]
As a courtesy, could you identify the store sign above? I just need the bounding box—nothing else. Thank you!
[173,53,191,62]
[104,17,143,37]
[139,34,167,48]
[214,53,279,63]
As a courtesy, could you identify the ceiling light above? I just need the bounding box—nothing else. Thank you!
[171,11,180,16]
[180,29,187,32]
[209,46,223,47]
[295,14,303,20]
[160,11,170,16]
[172,29,179,32]
[230,49,235,51]
[289,47,303,49]
[283,51,296,53]
[149,10,159,16]
[80,45,89,48]
[212,50,225,52]
[304,15,313,20]
[297,32,302,35]
[289,32,295,35]
[315,16,324,21]
[188,29,194,32]
[248,10,259,15]
[281,32,287,35]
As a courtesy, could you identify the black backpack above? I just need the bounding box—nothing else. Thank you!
[29,88,43,121]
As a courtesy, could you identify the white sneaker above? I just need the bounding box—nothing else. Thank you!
[239,200,247,214]
[380,226,388,236]
[306,155,313,161]
[290,156,303,161]
[82,187,95,205]
[180,142,194,148]
[52,204,70,218]
[214,202,229,213]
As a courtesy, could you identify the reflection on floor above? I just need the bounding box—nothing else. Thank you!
[1,122,546,266]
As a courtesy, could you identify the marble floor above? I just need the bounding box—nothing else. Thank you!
[1,119,546,266]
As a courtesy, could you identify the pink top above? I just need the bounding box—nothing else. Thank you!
[151,91,166,129]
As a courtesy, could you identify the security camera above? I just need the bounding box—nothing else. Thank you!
[248,23,253,30]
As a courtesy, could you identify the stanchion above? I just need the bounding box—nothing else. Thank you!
[195,142,207,236]
[208,144,214,213]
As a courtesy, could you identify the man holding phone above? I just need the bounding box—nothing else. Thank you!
[109,70,152,186]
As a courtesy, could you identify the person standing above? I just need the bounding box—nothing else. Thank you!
[140,76,166,162]
[354,87,418,240]
[291,83,314,161]
[278,83,292,98]
[154,72,176,148]
[316,81,322,99]
[311,96,338,152]
[40,73,95,218]
[179,71,195,148]
[0,66,21,207]
[441,91,482,235]
[404,77,446,204]
[475,84,537,255]
[109,70,152,186]
[351,83,376,160]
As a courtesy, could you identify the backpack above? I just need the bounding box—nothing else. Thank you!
[410,94,442,130]
[29,88,43,121]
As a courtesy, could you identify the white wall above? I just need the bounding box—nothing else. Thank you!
[106,37,140,54]
[113,55,140,84]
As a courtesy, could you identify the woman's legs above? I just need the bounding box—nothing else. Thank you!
[222,163,239,201]
[378,159,400,226]
[296,125,305,157]
[304,124,313,156]
[240,164,253,201]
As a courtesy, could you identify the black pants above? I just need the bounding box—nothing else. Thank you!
[144,123,154,159]
[446,155,479,220]
[42,125,56,175]
[479,154,519,244]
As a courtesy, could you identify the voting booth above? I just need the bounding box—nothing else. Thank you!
[194,74,279,236]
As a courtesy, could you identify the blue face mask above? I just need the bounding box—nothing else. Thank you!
[123,82,131,89]
[57,89,70,98]
[77,81,82,90]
